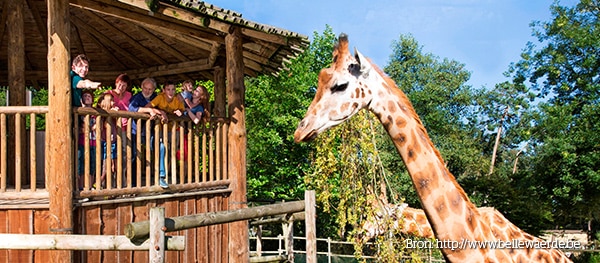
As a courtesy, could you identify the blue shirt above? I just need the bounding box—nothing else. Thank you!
[128,92,157,135]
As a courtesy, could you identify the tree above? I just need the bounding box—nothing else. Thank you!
[510,0,600,230]
[244,26,337,201]
[383,34,488,207]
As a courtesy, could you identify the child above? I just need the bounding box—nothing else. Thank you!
[77,90,96,190]
[179,79,194,109]
[146,81,184,123]
[145,81,185,188]
[70,54,101,107]
[95,93,119,189]
[186,85,210,124]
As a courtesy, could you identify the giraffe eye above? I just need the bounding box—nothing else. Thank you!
[331,82,348,93]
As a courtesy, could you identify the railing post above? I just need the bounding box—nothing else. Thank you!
[256,225,263,257]
[149,207,166,263]
[305,190,316,263]
[282,217,293,262]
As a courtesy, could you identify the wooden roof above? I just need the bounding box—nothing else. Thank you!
[0,0,310,88]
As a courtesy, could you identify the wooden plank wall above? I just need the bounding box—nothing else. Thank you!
[0,193,230,263]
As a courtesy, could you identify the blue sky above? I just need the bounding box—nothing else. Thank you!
[209,0,577,89]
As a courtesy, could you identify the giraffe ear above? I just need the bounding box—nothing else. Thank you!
[354,48,371,77]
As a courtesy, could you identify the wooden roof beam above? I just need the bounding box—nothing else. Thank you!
[71,15,144,68]
[130,23,189,61]
[80,9,167,65]
[70,22,86,55]
[6,58,218,82]
[87,58,213,80]
[25,0,48,46]
[143,23,214,51]
[241,28,289,46]
[208,43,222,68]
[70,0,223,43]
[0,1,8,43]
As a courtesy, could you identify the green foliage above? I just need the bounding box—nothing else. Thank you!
[307,110,409,260]
[0,87,6,106]
[244,26,337,201]
[29,88,48,130]
[383,34,489,207]
[510,0,600,229]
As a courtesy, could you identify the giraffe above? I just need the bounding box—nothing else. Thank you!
[359,198,510,243]
[360,201,435,241]
[359,186,492,242]
[294,33,571,262]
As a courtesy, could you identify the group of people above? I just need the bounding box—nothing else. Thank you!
[71,54,210,190]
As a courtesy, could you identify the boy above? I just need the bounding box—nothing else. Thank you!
[144,81,184,188]
[71,54,101,107]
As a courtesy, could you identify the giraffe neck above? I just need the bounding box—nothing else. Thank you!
[363,69,571,262]
[366,70,484,249]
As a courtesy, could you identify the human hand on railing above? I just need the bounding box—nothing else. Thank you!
[174,110,183,117]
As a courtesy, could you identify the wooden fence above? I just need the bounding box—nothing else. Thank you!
[0,191,317,263]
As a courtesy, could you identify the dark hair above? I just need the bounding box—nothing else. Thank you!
[115,73,131,86]
[81,89,94,97]
[165,80,176,87]
[72,54,89,66]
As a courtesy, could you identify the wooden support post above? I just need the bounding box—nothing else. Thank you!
[46,0,73,262]
[226,26,248,262]
[149,207,166,263]
[6,0,26,185]
[213,66,226,117]
[305,190,317,263]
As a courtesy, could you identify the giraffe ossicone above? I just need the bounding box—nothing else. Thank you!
[295,33,571,262]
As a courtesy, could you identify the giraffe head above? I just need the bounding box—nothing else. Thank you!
[294,33,376,142]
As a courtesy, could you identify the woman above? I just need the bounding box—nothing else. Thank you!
[106,73,133,130]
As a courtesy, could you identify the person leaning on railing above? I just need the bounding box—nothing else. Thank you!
[140,80,184,189]
[128,77,159,187]
[70,54,101,107]
[95,93,120,189]
[77,90,97,190]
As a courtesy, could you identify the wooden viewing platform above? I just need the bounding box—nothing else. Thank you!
[0,105,234,262]
[0,0,309,262]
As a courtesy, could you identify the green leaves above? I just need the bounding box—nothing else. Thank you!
[510,0,600,230]
[244,26,336,202]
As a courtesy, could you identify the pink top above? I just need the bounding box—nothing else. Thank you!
[106,89,132,129]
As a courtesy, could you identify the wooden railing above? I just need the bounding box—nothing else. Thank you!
[0,106,47,196]
[0,106,229,200]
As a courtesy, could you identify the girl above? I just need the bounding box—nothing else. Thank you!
[95,93,119,189]
[186,85,210,124]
